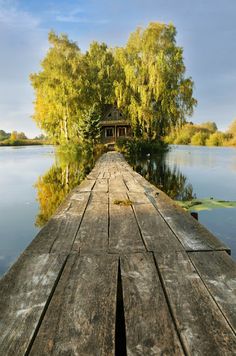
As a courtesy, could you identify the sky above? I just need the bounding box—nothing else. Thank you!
[0,0,236,137]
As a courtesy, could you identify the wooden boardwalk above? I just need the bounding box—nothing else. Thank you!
[0,151,236,355]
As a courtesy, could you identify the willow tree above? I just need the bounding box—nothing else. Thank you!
[30,31,83,144]
[82,41,119,112]
[115,22,197,140]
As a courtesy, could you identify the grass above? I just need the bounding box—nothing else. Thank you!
[0,139,49,146]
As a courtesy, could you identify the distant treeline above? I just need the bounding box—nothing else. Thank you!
[0,130,48,146]
[165,119,236,146]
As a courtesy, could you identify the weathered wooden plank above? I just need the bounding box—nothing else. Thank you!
[120,253,184,355]
[154,251,236,354]
[123,177,145,192]
[109,192,145,252]
[0,253,67,356]
[74,178,95,192]
[73,192,109,252]
[149,191,230,252]
[188,251,236,331]
[29,254,118,356]
[129,192,184,252]
[109,177,128,192]
[98,172,105,178]
[103,172,111,178]
[26,192,90,254]
[93,178,108,192]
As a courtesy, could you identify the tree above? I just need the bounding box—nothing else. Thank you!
[0,130,10,141]
[114,22,197,140]
[17,132,27,139]
[200,121,217,133]
[79,105,101,146]
[206,132,225,146]
[30,31,84,144]
[30,24,196,145]
[10,131,18,142]
[191,131,208,146]
[82,42,119,113]
[228,119,236,137]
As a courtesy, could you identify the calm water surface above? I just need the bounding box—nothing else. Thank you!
[0,146,55,275]
[0,145,95,276]
[129,145,236,259]
[1,144,236,276]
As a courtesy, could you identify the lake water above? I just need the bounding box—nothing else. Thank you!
[129,145,236,259]
[0,144,236,277]
[0,145,95,276]
[0,146,55,275]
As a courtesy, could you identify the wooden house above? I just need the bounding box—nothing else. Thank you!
[100,106,132,144]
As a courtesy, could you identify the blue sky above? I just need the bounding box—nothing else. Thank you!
[0,0,235,137]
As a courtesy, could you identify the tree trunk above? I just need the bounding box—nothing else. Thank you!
[64,115,68,143]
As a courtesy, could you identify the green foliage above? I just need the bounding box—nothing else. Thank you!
[30,23,196,146]
[224,119,236,146]
[115,137,168,156]
[164,118,236,147]
[228,119,236,136]
[127,152,195,201]
[200,121,217,133]
[7,130,28,144]
[35,146,103,226]
[79,104,101,146]
[191,131,208,146]
[0,130,10,141]
[206,132,225,146]
[30,31,83,144]
[114,22,197,140]
[177,198,236,211]
[173,124,198,144]
[165,122,220,145]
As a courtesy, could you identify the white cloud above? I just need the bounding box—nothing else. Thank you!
[56,15,109,24]
[0,1,40,28]
[0,1,47,136]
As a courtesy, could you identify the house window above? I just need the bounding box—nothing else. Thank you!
[105,128,114,137]
[118,127,126,137]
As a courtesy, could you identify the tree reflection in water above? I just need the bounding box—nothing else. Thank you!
[35,150,196,227]
[128,152,196,201]
[35,148,96,227]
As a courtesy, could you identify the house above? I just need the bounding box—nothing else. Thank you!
[100,106,132,144]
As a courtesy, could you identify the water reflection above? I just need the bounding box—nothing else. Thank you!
[35,149,96,227]
[128,153,196,201]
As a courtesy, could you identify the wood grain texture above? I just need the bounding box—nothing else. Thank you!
[0,253,67,356]
[74,178,96,191]
[26,192,90,254]
[73,192,109,252]
[109,192,145,252]
[189,251,236,332]
[154,251,236,355]
[148,190,230,253]
[120,253,184,355]
[93,178,108,192]
[129,192,183,253]
[29,254,118,356]
[123,177,145,192]
[109,177,128,192]
[2,151,235,356]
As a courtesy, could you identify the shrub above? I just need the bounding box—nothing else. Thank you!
[206,132,225,146]
[191,131,209,146]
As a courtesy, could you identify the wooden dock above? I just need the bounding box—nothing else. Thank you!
[0,151,236,355]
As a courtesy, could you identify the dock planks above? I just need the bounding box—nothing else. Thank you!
[1,151,236,355]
